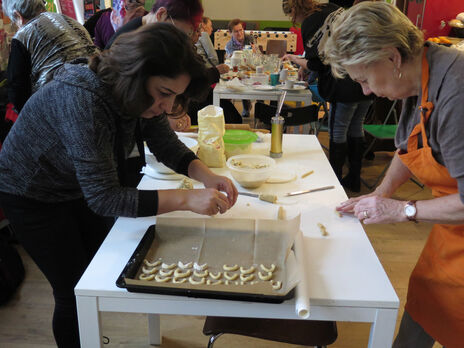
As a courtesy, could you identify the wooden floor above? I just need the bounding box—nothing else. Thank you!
[0,133,442,348]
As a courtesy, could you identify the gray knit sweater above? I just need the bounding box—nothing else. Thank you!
[0,63,197,217]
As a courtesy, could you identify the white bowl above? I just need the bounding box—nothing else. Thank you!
[226,154,275,189]
[145,136,198,174]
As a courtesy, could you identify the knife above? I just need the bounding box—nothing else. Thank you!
[285,185,335,197]
[238,185,335,201]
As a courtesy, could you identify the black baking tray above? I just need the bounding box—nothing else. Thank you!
[116,225,295,303]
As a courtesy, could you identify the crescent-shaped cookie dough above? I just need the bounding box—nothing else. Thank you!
[224,272,239,281]
[159,269,175,277]
[240,274,254,282]
[142,266,158,275]
[260,264,276,273]
[258,271,273,281]
[209,271,222,280]
[139,273,155,281]
[223,264,239,271]
[193,270,209,278]
[174,269,191,278]
[194,262,208,271]
[173,277,187,284]
[178,261,193,269]
[189,276,206,285]
[206,279,223,285]
[161,262,176,270]
[144,259,161,267]
[240,266,255,274]
[271,280,282,290]
[155,275,172,282]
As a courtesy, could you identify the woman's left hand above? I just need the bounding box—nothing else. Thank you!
[350,195,406,224]
[168,114,191,132]
[203,174,238,207]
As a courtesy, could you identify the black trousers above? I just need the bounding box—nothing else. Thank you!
[0,192,112,348]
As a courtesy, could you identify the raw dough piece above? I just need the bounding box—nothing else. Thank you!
[194,262,208,271]
[210,272,222,280]
[317,223,329,236]
[224,272,239,280]
[258,194,278,204]
[174,269,191,278]
[142,266,158,275]
[223,264,239,271]
[161,262,176,270]
[139,273,155,281]
[240,266,255,274]
[258,271,273,281]
[178,261,193,269]
[144,259,161,267]
[178,178,194,190]
[260,264,276,273]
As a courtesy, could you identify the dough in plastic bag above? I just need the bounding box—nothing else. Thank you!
[197,105,226,168]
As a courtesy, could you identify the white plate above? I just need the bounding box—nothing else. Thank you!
[277,85,307,91]
[252,85,274,91]
[141,166,184,181]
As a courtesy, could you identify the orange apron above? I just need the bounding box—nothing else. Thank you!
[398,48,464,347]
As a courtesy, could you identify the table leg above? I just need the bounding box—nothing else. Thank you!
[213,93,220,106]
[76,295,102,348]
[367,308,398,348]
[148,314,161,346]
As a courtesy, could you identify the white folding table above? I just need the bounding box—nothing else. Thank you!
[212,84,312,107]
[75,134,399,348]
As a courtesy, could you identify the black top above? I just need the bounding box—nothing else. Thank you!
[7,39,31,113]
[302,3,370,103]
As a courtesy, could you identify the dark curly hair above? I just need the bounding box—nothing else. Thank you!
[89,22,209,117]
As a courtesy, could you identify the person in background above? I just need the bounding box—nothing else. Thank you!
[196,16,219,68]
[93,0,147,49]
[225,18,255,118]
[225,18,255,57]
[324,3,464,347]
[282,0,373,192]
[105,0,231,130]
[3,0,99,114]
[0,23,238,348]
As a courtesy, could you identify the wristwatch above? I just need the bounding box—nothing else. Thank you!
[404,200,418,223]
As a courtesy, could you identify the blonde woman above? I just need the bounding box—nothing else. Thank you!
[324,2,464,347]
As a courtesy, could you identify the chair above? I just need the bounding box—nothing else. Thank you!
[307,81,329,142]
[362,100,423,189]
[265,39,288,58]
[254,102,319,134]
[203,316,337,348]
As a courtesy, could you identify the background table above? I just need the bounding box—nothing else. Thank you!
[213,84,312,107]
[75,134,399,348]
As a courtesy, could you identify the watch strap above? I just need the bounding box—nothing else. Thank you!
[406,200,418,223]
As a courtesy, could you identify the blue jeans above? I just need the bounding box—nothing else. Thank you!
[329,100,372,143]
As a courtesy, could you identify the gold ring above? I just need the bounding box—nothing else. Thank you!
[177,121,183,128]
[363,210,369,219]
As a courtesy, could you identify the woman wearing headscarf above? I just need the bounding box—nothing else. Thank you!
[0,23,237,348]
[325,3,464,347]
[4,0,99,114]
[282,0,373,192]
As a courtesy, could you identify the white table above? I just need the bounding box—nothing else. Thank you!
[75,134,399,348]
[213,84,312,107]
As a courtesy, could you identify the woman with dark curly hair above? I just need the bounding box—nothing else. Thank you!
[0,23,237,348]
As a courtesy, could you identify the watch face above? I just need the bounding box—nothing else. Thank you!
[405,205,416,217]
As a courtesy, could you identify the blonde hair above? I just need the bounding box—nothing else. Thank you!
[322,2,424,78]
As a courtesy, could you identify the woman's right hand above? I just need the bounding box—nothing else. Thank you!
[184,188,231,215]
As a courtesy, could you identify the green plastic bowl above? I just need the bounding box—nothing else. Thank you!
[223,129,258,158]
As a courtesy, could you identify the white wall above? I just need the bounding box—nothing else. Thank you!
[203,0,329,21]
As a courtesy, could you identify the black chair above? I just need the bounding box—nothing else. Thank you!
[203,316,338,348]
[254,102,319,134]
